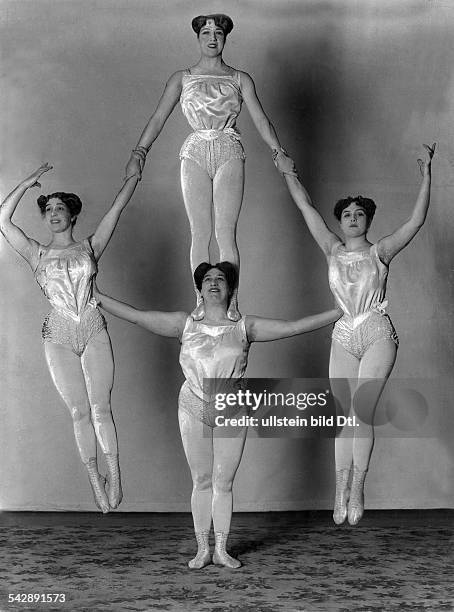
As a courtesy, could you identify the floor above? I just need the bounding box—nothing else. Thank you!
[0,510,452,612]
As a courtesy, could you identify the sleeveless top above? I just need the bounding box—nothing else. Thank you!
[179,317,250,400]
[33,239,98,322]
[328,242,389,323]
[180,70,243,133]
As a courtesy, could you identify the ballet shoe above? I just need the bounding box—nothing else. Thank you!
[348,466,367,526]
[188,531,211,569]
[226,289,241,322]
[333,468,350,525]
[213,532,241,569]
[105,453,123,509]
[191,291,205,321]
[86,459,110,514]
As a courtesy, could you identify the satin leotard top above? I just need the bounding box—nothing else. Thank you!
[180,71,243,132]
[34,239,98,322]
[179,317,250,400]
[328,242,388,324]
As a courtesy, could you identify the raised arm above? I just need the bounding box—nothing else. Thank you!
[95,286,187,338]
[90,174,140,260]
[246,307,341,342]
[124,70,184,180]
[275,155,340,256]
[240,70,298,176]
[0,163,52,264]
[377,143,436,265]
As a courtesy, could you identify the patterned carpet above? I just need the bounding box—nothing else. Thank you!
[0,511,452,612]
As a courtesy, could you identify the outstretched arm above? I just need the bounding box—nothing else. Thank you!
[377,143,436,265]
[95,286,187,338]
[90,174,140,260]
[246,307,341,342]
[275,155,340,256]
[240,71,296,173]
[125,70,183,180]
[0,163,52,264]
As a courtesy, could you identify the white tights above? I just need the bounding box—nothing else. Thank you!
[329,338,397,471]
[178,403,247,533]
[180,157,244,273]
[44,328,118,464]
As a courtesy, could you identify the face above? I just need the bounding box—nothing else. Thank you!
[339,202,369,237]
[44,198,74,232]
[198,19,225,56]
[201,268,229,305]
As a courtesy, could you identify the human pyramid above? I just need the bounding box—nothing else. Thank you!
[0,14,435,569]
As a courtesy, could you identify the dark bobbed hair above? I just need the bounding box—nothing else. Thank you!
[194,261,238,297]
[191,14,234,37]
[334,195,376,225]
[38,192,82,220]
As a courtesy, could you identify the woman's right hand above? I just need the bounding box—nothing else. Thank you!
[274,152,298,177]
[125,149,147,181]
[22,163,53,190]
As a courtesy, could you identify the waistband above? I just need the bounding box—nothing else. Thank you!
[338,301,389,329]
[46,299,99,324]
[193,128,241,141]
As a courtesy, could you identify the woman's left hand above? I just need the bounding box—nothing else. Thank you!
[22,163,53,190]
[273,151,298,177]
[417,142,436,176]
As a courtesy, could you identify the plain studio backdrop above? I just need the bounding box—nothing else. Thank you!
[1,0,453,512]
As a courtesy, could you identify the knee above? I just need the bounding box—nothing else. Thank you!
[214,223,236,244]
[192,471,212,492]
[70,403,91,424]
[90,401,112,423]
[190,223,212,241]
[212,472,233,495]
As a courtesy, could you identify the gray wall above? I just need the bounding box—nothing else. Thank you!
[1,0,453,511]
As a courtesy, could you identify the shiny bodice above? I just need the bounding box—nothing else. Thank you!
[328,242,388,321]
[179,317,250,400]
[34,240,97,322]
[180,71,243,132]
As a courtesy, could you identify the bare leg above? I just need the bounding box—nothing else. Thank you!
[329,340,360,524]
[211,427,247,568]
[44,342,109,513]
[82,329,122,509]
[213,159,245,321]
[181,158,214,319]
[178,402,213,568]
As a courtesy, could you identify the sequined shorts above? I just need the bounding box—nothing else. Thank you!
[332,312,398,360]
[42,307,106,356]
[180,130,246,180]
[178,381,248,428]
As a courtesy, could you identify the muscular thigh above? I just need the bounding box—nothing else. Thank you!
[44,342,89,410]
[81,329,114,402]
[213,158,245,228]
[180,158,213,230]
[178,396,213,478]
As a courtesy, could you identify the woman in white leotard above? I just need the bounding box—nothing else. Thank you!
[275,144,435,525]
[124,13,295,320]
[95,262,340,568]
[0,163,140,513]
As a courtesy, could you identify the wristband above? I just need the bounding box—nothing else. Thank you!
[271,147,289,162]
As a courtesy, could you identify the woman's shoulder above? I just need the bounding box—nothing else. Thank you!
[166,70,187,89]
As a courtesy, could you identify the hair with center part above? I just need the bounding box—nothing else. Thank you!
[37,192,82,226]
[194,262,238,297]
[191,14,234,37]
[333,195,376,225]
